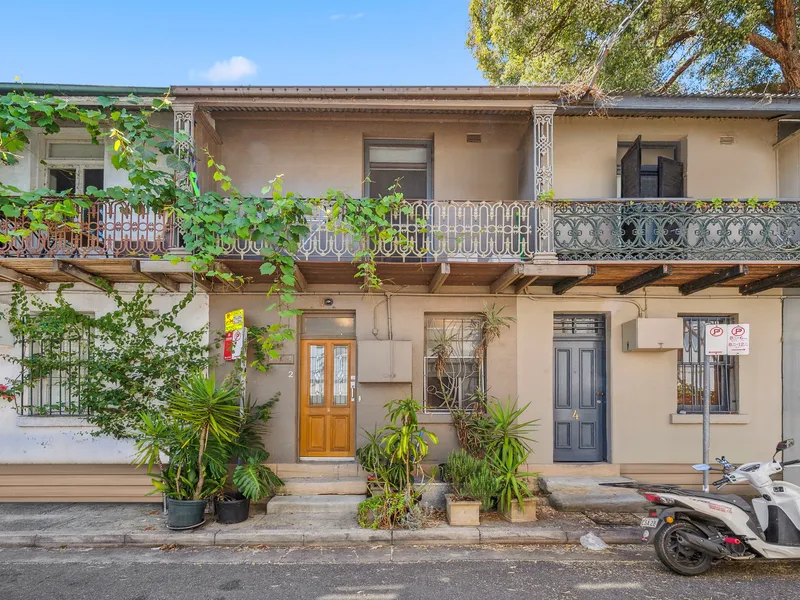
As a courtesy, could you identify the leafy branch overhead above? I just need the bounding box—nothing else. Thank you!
[468,0,800,93]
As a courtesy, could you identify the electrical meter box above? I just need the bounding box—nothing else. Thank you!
[357,340,412,382]
[621,318,683,352]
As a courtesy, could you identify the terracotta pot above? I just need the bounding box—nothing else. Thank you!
[445,494,481,526]
[500,496,537,523]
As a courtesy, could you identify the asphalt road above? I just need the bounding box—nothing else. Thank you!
[1,545,798,600]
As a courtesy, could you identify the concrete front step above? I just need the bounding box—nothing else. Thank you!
[539,476,650,513]
[267,494,365,515]
[278,477,367,496]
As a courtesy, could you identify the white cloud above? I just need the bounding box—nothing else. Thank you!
[330,13,364,21]
[194,56,258,83]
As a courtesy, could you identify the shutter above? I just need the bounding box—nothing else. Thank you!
[620,136,642,198]
[658,156,684,198]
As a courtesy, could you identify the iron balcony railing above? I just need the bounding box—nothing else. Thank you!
[1,198,799,262]
[551,198,800,262]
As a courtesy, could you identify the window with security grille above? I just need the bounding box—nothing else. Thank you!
[19,322,91,416]
[424,316,485,411]
[677,315,738,414]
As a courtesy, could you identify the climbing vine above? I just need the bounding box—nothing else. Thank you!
[3,283,210,438]
[0,88,423,365]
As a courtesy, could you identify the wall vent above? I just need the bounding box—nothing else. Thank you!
[719,135,735,145]
[466,133,482,143]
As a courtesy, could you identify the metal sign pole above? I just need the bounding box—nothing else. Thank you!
[702,350,711,493]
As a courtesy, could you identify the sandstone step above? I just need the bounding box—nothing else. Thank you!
[266,494,365,515]
[539,476,649,513]
[278,477,366,496]
[269,463,361,479]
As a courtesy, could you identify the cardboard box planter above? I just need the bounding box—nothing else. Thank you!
[445,494,481,526]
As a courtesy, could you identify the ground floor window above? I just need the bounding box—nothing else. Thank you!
[18,322,92,416]
[677,315,738,414]
[424,315,485,411]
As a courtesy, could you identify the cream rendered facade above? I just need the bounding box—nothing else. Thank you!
[1,85,799,501]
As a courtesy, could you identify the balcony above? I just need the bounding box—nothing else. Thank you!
[1,198,799,294]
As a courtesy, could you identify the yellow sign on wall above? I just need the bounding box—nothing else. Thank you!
[225,309,244,332]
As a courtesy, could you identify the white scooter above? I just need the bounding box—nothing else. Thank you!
[607,439,800,575]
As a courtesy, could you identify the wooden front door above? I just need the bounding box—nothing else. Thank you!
[299,339,356,457]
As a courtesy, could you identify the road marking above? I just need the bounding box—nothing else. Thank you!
[318,595,397,600]
[334,585,404,591]
[575,582,644,590]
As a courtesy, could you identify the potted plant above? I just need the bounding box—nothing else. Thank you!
[356,397,438,529]
[136,374,242,530]
[214,394,283,524]
[444,451,497,526]
[483,398,539,523]
[492,449,538,523]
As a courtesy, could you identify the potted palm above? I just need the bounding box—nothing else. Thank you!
[214,394,283,524]
[136,374,241,530]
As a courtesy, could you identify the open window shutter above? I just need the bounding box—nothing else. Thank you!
[620,136,642,198]
[658,156,684,198]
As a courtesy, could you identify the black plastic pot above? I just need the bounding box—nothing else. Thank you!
[166,497,206,530]
[214,492,250,524]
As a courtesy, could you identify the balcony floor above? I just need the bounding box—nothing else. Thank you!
[0,258,799,295]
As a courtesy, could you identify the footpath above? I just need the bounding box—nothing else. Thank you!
[0,502,643,549]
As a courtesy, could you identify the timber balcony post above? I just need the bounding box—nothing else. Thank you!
[531,104,558,264]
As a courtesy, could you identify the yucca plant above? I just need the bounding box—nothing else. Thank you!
[491,446,536,512]
[481,397,538,465]
[136,374,248,501]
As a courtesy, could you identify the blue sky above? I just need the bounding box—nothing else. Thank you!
[4,1,486,86]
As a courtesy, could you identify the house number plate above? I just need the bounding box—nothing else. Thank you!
[267,354,295,365]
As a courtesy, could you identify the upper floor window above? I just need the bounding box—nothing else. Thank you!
[618,136,683,198]
[364,140,431,200]
[677,315,738,414]
[45,141,105,194]
[424,315,485,412]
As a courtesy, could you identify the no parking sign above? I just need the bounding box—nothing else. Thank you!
[704,323,749,356]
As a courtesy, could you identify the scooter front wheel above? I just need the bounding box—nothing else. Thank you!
[654,521,714,576]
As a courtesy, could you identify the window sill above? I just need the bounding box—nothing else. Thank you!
[670,413,750,425]
[16,415,94,428]
[418,413,454,424]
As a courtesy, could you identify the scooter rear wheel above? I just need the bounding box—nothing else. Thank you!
[654,521,714,576]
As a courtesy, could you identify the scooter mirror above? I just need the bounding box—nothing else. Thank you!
[777,439,795,451]
[692,463,712,471]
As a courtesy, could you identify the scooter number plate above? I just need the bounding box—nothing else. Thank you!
[640,518,659,528]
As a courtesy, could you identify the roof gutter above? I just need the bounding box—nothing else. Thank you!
[0,82,169,97]
[171,85,562,100]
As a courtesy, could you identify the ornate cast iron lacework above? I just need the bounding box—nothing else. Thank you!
[1,198,799,263]
[551,199,800,262]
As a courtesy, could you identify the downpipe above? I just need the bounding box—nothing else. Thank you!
[676,531,731,559]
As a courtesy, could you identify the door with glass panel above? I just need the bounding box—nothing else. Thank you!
[299,339,356,457]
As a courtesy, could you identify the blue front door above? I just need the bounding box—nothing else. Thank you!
[553,315,607,462]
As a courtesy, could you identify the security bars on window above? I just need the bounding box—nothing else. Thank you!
[677,315,738,414]
[424,316,485,412]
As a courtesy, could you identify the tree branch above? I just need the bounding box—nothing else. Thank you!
[660,29,697,50]
[747,31,787,62]
[658,53,699,92]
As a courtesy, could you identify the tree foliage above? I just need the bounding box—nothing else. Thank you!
[468,0,800,92]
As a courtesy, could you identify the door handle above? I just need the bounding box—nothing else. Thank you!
[351,381,356,402]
